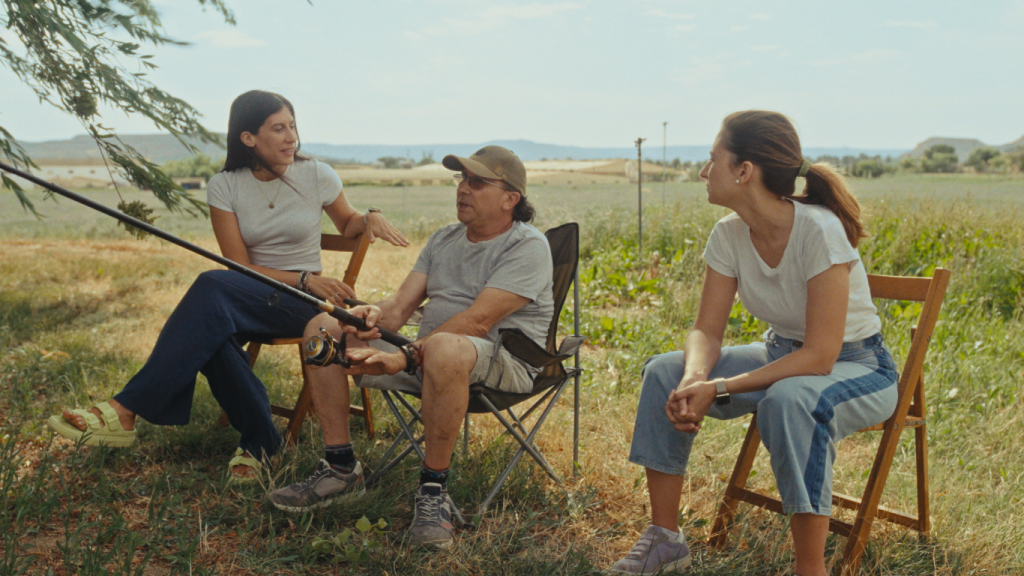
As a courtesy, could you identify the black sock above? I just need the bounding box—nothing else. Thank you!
[419,466,449,488]
[324,443,356,472]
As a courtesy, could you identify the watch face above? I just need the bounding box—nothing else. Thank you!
[715,395,731,406]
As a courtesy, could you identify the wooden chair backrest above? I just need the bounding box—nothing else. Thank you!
[321,232,372,289]
[866,268,951,403]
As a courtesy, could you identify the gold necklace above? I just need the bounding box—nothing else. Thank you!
[255,177,284,209]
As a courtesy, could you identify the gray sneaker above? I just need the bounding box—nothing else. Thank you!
[609,525,691,574]
[267,460,365,512]
[407,483,458,548]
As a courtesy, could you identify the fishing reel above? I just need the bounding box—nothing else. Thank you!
[303,327,350,368]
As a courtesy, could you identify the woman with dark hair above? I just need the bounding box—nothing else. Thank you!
[610,111,897,576]
[47,90,409,482]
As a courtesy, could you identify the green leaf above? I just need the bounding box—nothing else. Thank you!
[356,516,372,533]
[344,545,361,563]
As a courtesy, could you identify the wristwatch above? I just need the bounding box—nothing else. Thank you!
[714,378,731,406]
[363,206,382,226]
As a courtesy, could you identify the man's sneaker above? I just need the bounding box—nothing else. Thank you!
[407,482,458,548]
[609,525,691,574]
[267,460,365,512]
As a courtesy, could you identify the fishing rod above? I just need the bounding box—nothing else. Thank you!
[0,161,412,355]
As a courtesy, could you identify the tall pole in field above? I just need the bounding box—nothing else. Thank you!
[662,121,668,206]
[635,137,646,259]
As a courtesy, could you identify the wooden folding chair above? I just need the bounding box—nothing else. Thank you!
[708,267,951,575]
[221,232,375,445]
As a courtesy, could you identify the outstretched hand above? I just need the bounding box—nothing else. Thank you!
[366,212,410,247]
[345,346,406,376]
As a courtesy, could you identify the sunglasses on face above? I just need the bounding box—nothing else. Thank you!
[453,172,511,191]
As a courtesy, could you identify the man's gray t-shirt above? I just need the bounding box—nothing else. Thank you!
[412,221,554,350]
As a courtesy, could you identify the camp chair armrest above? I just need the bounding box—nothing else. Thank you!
[499,328,574,368]
[556,335,587,358]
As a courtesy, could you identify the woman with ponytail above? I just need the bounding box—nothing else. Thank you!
[611,111,897,576]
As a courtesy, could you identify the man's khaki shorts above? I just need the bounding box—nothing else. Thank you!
[355,336,533,395]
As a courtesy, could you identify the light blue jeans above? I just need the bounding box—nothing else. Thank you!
[628,330,898,515]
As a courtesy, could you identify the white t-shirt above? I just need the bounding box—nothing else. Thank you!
[703,201,881,342]
[207,159,342,272]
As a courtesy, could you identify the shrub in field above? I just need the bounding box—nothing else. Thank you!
[862,208,1024,318]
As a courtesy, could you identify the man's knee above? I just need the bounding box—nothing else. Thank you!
[421,333,476,377]
[304,312,342,340]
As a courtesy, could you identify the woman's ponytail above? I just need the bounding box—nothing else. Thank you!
[800,163,866,247]
[722,110,867,247]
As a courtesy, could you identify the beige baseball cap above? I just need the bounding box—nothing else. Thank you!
[442,145,527,194]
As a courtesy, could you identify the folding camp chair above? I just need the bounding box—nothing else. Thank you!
[220,232,375,444]
[363,222,585,516]
[708,267,951,576]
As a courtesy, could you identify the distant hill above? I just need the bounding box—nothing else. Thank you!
[903,136,1024,159]
[19,134,908,164]
[1003,135,1024,150]
[288,139,905,164]
[19,134,226,163]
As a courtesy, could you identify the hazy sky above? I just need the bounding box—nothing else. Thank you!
[2,0,1022,149]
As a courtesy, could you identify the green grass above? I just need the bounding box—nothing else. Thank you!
[1,173,1023,574]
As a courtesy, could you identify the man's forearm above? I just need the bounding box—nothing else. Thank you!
[372,297,417,333]
[420,310,491,341]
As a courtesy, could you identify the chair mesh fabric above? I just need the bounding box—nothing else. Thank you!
[467,223,579,412]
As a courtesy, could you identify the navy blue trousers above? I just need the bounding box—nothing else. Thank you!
[114,270,319,459]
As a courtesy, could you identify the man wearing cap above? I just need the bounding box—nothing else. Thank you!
[267,145,554,548]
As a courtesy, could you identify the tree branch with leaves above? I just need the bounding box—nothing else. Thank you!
[1,0,234,219]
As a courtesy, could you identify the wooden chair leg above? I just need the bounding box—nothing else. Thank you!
[710,415,763,547]
[839,425,905,574]
[247,342,262,369]
[283,361,313,446]
[359,385,374,439]
[914,374,930,534]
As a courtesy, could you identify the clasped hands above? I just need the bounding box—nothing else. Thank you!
[665,378,719,433]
